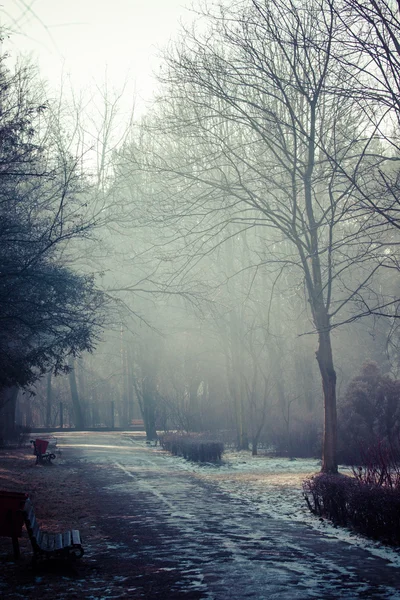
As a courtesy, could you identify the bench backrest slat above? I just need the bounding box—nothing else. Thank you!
[54,533,63,550]
[35,530,43,548]
[23,499,42,549]
[47,535,55,551]
[24,508,39,536]
[31,519,40,540]
[71,529,81,546]
[63,530,71,547]
[40,532,48,550]
[25,505,35,523]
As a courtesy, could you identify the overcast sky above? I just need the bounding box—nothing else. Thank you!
[3,0,195,108]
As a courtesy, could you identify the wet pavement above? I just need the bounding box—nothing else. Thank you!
[58,432,400,599]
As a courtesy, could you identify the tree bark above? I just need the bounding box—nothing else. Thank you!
[68,358,85,430]
[0,387,19,441]
[142,380,158,441]
[45,372,52,428]
[316,329,337,473]
[188,378,202,431]
[127,345,135,423]
[132,369,158,441]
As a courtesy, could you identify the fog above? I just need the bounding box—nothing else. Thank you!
[2,1,400,470]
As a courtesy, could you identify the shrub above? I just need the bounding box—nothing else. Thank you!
[303,473,400,545]
[270,419,321,458]
[0,424,31,448]
[352,440,400,489]
[303,473,357,526]
[159,432,224,463]
[338,361,400,464]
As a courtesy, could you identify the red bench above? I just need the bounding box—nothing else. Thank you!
[30,439,56,464]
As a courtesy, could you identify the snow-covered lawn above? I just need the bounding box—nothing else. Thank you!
[152,444,400,569]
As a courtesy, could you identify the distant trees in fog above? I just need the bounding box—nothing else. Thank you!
[10,1,400,471]
[0,52,105,439]
[102,0,399,472]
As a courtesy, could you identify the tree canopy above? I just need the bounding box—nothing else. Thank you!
[0,49,105,390]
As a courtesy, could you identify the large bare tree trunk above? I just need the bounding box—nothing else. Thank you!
[127,345,135,423]
[142,377,158,441]
[0,387,19,442]
[316,329,337,473]
[225,230,248,451]
[121,344,130,428]
[188,378,202,431]
[131,345,158,442]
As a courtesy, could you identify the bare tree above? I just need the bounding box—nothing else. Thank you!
[125,0,395,472]
[333,0,400,233]
[0,46,106,440]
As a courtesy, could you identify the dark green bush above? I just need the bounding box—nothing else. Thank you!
[159,433,224,463]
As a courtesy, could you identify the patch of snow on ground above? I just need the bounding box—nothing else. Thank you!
[144,442,400,568]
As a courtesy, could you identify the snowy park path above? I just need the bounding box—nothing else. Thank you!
[58,431,400,599]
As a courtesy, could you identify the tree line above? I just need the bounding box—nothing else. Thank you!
[3,0,400,473]
[0,50,106,439]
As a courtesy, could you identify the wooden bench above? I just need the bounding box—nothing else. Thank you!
[23,498,84,564]
[30,439,56,465]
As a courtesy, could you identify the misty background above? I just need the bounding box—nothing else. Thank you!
[1,0,399,467]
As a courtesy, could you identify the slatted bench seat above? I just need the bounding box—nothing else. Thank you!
[23,498,84,564]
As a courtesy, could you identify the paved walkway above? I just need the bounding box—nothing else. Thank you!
[60,432,400,599]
